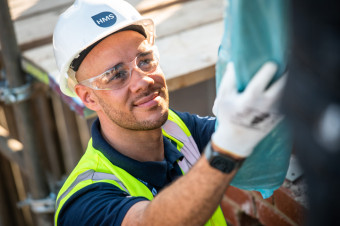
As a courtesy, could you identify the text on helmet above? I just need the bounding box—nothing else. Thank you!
[91,12,117,28]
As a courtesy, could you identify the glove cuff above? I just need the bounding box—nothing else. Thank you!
[211,129,254,158]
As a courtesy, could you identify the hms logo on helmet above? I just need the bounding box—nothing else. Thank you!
[91,12,117,28]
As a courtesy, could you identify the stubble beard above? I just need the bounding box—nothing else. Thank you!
[98,89,169,131]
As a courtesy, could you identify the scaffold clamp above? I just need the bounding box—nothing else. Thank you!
[17,193,56,214]
[0,78,33,104]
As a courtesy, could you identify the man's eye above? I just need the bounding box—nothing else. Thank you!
[113,71,129,80]
[103,70,127,83]
[139,59,152,66]
[138,57,157,71]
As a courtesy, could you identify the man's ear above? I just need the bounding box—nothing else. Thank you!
[74,84,101,111]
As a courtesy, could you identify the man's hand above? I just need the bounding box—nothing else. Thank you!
[212,62,286,158]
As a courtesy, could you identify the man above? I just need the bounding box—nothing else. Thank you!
[53,0,285,225]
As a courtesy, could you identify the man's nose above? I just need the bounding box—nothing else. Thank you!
[129,68,155,93]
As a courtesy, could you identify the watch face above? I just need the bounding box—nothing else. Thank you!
[211,156,236,174]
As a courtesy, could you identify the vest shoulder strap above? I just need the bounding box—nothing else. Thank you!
[162,110,201,173]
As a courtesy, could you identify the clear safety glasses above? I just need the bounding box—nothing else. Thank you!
[79,45,159,90]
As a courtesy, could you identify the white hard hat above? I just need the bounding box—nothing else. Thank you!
[53,0,155,97]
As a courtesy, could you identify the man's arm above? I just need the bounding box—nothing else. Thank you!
[123,155,236,226]
[123,62,285,226]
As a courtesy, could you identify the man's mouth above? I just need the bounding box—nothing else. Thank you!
[133,91,161,108]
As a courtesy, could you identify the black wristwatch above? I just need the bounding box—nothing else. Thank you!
[204,142,244,174]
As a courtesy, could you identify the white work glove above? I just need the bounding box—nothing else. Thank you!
[212,62,286,158]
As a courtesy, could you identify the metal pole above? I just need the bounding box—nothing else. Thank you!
[0,0,52,225]
[0,154,27,226]
[0,1,23,86]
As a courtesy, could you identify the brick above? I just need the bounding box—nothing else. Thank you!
[220,195,241,226]
[274,186,306,225]
[256,201,296,226]
[225,186,256,216]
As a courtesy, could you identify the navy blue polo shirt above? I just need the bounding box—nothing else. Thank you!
[58,110,215,225]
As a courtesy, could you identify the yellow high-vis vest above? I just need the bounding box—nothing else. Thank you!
[55,110,227,226]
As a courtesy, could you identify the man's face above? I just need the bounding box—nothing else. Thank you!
[76,31,169,130]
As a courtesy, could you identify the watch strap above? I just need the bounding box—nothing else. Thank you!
[204,142,244,174]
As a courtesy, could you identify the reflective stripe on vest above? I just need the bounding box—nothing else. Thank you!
[55,169,129,211]
[162,117,201,173]
[55,110,226,226]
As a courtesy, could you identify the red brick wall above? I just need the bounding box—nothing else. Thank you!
[221,179,307,226]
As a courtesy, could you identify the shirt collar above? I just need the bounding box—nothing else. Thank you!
[91,118,183,188]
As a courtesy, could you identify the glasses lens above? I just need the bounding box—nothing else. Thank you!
[136,49,159,73]
[97,64,130,90]
[82,47,159,90]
